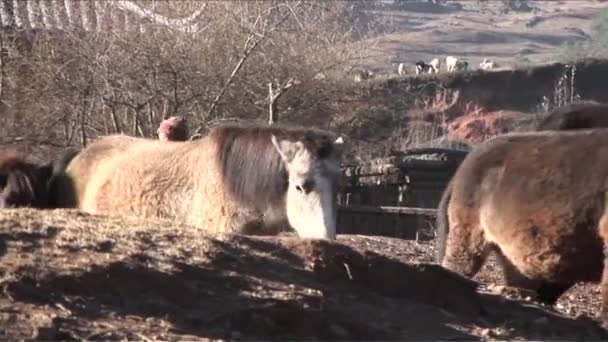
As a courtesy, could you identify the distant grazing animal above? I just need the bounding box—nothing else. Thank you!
[397,63,407,75]
[313,72,326,80]
[446,56,458,72]
[415,61,433,75]
[158,116,189,141]
[479,58,498,70]
[354,69,374,83]
[446,56,468,72]
[536,101,608,131]
[455,60,468,72]
[53,124,345,239]
[435,128,608,318]
[0,149,77,209]
[429,57,441,73]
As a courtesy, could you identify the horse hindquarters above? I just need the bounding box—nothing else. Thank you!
[441,200,490,278]
[440,160,503,278]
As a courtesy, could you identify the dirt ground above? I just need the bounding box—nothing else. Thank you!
[0,209,607,341]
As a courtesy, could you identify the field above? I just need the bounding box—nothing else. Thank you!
[362,0,607,73]
[0,209,606,340]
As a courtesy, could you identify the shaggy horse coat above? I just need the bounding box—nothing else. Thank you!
[0,149,77,208]
[438,101,608,269]
[437,101,608,312]
[54,124,344,239]
[435,128,608,322]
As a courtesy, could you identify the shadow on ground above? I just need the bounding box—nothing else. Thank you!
[0,209,606,340]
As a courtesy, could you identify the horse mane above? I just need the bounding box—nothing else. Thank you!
[0,149,30,170]
[210,123,338,209]
[0,149,51,208]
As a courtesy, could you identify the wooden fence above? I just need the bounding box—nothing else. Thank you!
[336,148,468,239]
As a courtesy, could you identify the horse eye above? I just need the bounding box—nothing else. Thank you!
[295,179,314,194]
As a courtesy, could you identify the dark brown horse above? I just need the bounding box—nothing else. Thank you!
[436,129,608,319]
[536,100,608,131]
[436,100,608,316]
[0,149,77,208]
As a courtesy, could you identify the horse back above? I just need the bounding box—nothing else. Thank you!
[55,135,143,208]
[61,135,204,217]
[537,101,608,131]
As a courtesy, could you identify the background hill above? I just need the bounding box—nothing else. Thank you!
[1,1,607,162]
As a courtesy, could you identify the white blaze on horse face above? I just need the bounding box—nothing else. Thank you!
[271,135,339,240]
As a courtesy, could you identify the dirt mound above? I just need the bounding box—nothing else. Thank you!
[447,110,531,145]
[0,209,606,340]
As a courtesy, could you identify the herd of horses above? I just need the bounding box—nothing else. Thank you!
[4,101,608,324]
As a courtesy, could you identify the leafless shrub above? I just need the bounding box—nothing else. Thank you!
[0,1,379,158]
[536,63,580,115]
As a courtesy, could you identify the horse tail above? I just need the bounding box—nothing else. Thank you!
[47,149,80,208]
[435,179,453,264]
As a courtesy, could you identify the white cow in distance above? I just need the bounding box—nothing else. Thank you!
[429,58,441,73]
[446,56,468,72]
[480,58,498,70]
[397,63,407,75]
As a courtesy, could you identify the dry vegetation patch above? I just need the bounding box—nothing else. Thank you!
[0,209,606,340]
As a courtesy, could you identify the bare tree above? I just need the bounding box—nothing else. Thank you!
[0,0,380,158]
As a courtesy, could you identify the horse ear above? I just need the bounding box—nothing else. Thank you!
[271,135,300,163]
[333,136,345,158]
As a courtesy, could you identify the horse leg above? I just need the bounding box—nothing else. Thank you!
[600,255,608,327]
[441,209,489,278]
[494,249,536,287]
[494,243,572,305]
[597,206,608,326]
[490,249,538,296]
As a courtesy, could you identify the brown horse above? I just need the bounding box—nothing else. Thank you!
[53,124,344,239]
[435,128,608,323]
[438,101,608,265]
[436,101,608,310]
[0,149,77,208]
[536,100,608,131]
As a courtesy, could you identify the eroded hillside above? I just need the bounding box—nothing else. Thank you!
[326,58,608,157]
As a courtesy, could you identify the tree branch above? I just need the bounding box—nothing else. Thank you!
[268,77,298,125]
[192,7,294,137]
